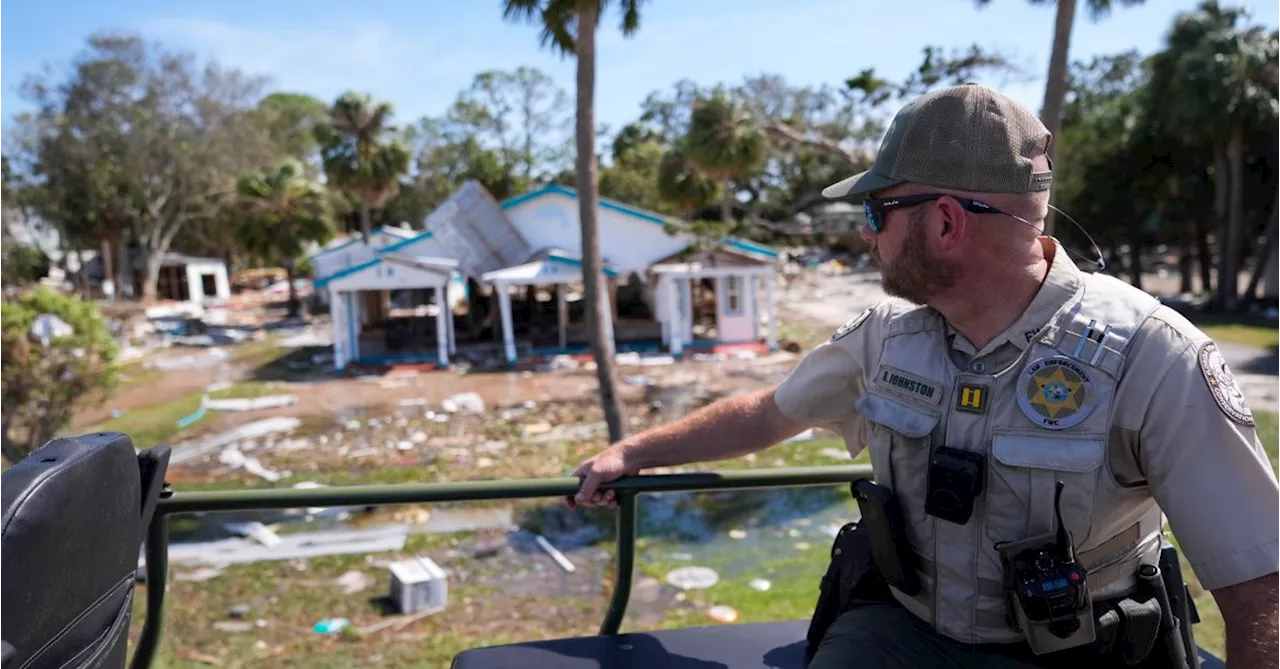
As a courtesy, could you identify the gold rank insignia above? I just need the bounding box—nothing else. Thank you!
[956,384,988,414]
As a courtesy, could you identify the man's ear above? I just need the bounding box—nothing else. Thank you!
[936,196,967,252]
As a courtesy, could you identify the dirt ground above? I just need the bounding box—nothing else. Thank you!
[75,265,1276,466]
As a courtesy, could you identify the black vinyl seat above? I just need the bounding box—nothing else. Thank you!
[450,620,1227,669]
[451,621,810,669]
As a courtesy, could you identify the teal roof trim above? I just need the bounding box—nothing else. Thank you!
[723,237,779,259]
[307,225,400,260]
[546,252,620,278]
[500,185,669,226]
[313,257,382,288]
[380,230,435,254]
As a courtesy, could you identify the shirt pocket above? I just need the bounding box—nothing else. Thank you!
[985,430,1105,547]
[856,392,940,548]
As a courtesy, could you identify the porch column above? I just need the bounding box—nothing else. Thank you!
[765,272,778,351]
[497,282,517,365]
[749,275,760,340]
[330,289,347,370]
[435,284,450,367]
[665,275,683,357]
[556,284,567,350]
[599,281,616,356]
[657,276,670,347]
[348,292,362,362]
[681,277,693,346]
[443,281,456,355]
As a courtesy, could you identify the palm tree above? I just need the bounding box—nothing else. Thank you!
[975,0,1145,234]
[315,92,411,242]
[236,159,335,317]
[1147,1,1278,310]
[681,92,766,233]
[502,0,643,444]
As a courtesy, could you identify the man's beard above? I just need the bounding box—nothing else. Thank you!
[875,210,960,305]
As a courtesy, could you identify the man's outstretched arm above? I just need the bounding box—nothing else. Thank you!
[571,326,873,508]
[572,386,805,506]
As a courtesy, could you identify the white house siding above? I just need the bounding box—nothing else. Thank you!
[310,228,412,280]
[503,192,692,273]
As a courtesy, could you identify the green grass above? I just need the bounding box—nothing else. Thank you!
[128,528,614,668]
[777,322,831,351]
[79,381,282,448]
[1188,312,1279,349]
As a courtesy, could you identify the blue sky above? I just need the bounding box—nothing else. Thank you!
[4,0,1278,140]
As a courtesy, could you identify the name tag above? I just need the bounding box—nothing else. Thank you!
[874,365,942,406]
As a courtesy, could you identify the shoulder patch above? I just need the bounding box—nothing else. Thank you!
[1198,341,1254,427]
[831,308,872,342]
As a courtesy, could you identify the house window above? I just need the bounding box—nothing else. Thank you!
[724,276,743,315]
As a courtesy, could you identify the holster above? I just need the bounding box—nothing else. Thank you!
[1071,544,1199,669]
[804,521,890,663]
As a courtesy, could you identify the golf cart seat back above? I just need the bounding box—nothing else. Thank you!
[1,433,169,669]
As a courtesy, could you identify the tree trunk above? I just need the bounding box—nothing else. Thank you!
[100,237,115,300]
[1039,0,1077,238]
[1179,226,1195,294]
[285,260,300,318]
[1193,219,1214,295]
[1220,127,1245,311]
[720,177,734,230]
[117,240,130,299]
[1127,224,1143,290]
[1243,195,1278,305]
[141,251,163,302]
[575,1,626,444]
[359,200,372,243]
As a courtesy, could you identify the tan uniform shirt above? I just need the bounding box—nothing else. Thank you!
[775,243,1279,593]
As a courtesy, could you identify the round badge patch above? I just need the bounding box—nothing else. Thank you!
[1017,355,1097,430]
[831,308,871,342]
[1198,342,1254,427]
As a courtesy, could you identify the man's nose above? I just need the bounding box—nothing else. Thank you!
[859,224,876,245]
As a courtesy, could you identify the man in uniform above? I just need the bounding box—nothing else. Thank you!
[568,84,1278,668]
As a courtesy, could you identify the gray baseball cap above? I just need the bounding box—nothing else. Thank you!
[822,84,1054,201]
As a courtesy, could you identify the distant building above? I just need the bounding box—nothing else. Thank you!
[309,181,782,370]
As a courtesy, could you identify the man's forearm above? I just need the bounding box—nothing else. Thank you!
[1216,572,1279,668]
[619,387,803,470]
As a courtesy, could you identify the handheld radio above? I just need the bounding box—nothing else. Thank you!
[997,481,1094,655]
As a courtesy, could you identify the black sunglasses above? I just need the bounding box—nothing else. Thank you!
[862,193,1010,233]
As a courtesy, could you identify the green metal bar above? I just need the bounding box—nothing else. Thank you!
[133,465,873,669]
[599,491,638,635]
[130,516,169,669]
[158,465,873,514]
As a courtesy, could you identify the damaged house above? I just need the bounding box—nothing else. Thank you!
[310,181,780,370]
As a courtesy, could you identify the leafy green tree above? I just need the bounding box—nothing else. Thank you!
[316,92,412,242]
[258,92,330,163]
[681,91,767,231]
[1146,0,1278,310]
[235,159,336,316]
[502,0,644,444]
[2,244,51,288]
[974,0,1146,232]
[1,288,118,463]
[15,34,276,301]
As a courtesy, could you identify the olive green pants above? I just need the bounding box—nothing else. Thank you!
[808,600,1055,669]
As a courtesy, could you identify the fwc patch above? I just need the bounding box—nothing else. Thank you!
[955,384,989,414]
[1017,355,1096,430]
[1198,342,1254,426]
[831,308,872,342]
